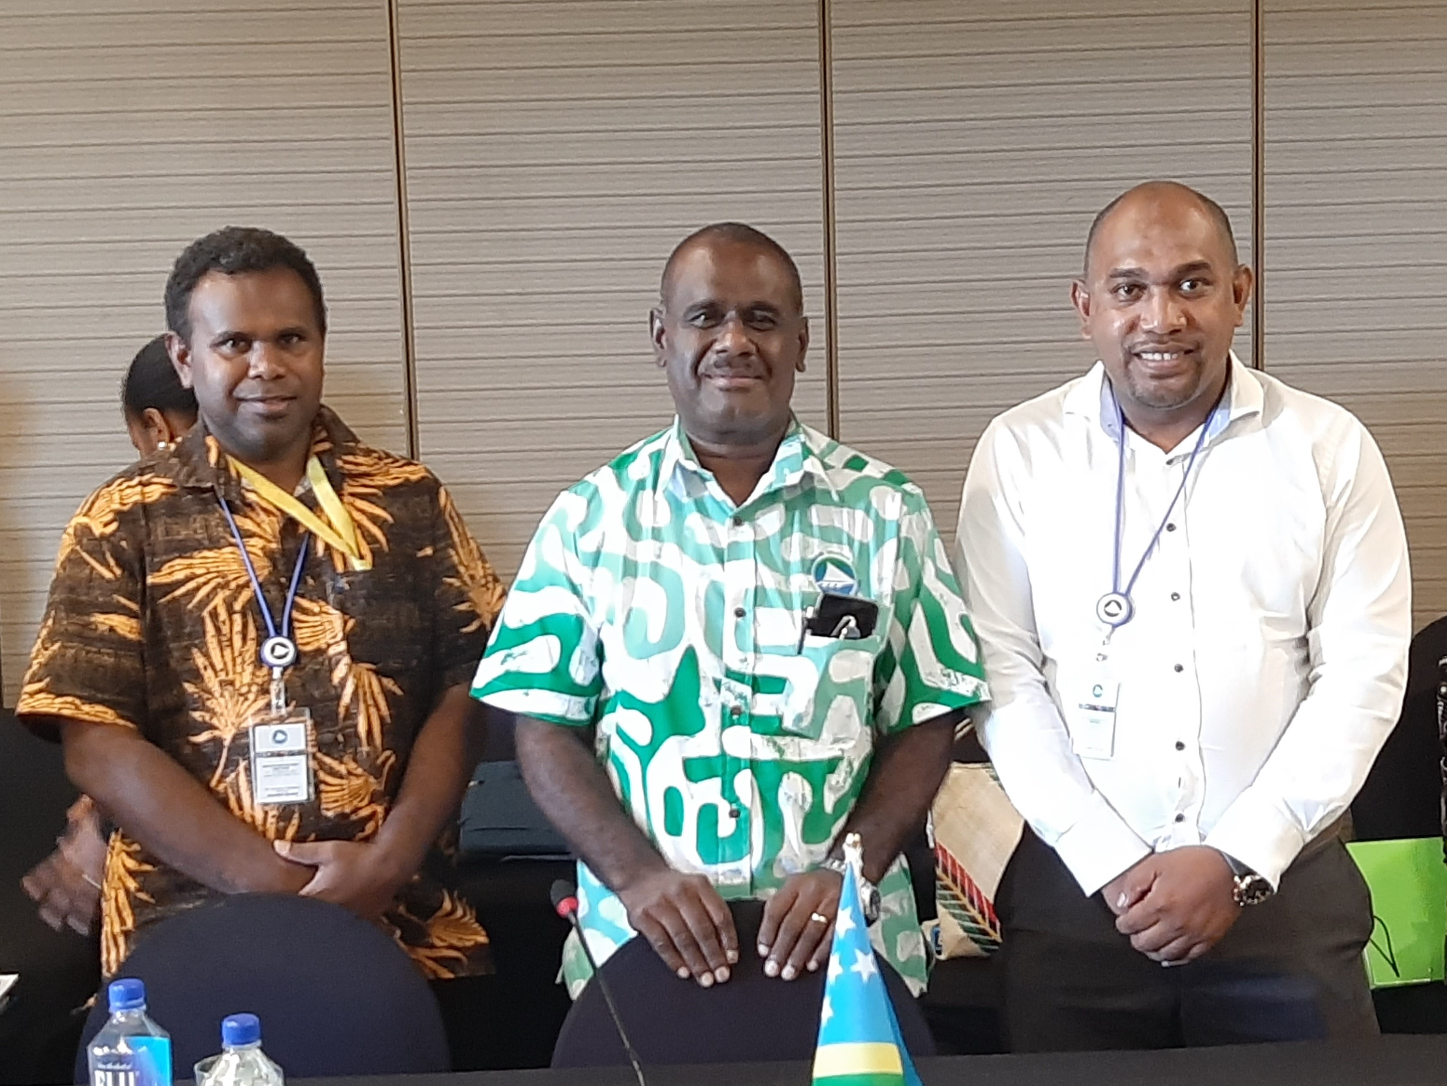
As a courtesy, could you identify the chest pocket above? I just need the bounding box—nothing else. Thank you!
[781,629,886,747]
[323,565,426,680]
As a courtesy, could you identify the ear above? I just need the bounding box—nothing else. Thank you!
[1069,279,1093,340]
[139,408,169,446]
[1231,263,1254,327]
[157,409,190,446]
[166,330,194,389]
[649,306,667,368]
[795,315,810,372]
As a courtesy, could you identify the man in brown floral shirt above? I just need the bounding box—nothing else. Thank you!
[17,227,504,992]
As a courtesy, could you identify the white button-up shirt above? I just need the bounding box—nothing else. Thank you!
[958,355,1411,894]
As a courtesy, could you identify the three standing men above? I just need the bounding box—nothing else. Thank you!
[960,181,1411,1048]
[21,191,1414,1053]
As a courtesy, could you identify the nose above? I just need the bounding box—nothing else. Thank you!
[247,341,286,379]
[1140,287,1186,334]
[712,314,757,357]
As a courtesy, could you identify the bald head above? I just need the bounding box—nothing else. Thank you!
[660,222,803,314]
[1084,182,1238,278]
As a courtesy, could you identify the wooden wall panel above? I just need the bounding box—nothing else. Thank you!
[1262,0,1447,630]
[396,0,828,579]
[0,0,407,702]
[829,1,1254,538]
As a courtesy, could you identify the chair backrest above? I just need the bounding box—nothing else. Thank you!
[74,894,449,1082]
[551,900,935,1067]
[1353,616,1447,841]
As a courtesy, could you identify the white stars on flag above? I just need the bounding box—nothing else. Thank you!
[850,948,879,983]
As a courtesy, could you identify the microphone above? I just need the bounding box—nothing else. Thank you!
[551,879,647,1086]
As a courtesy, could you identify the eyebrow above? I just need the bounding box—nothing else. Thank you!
[208,325,310,344]
[1105,260,1215,281]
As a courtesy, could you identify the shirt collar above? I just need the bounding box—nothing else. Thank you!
[1066,352,1263,445]
[658,416,840,506]
[168,403,358,502]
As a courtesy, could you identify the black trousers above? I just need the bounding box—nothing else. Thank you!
[995,828,1379,1052]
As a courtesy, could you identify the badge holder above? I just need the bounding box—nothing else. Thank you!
[248,638,315,807]
[1069,642,1119,760]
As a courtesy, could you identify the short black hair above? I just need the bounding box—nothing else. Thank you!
[164,226,327,343]
[661,222,804,313]
[1083,181,1239,276]
[122,334,198,420]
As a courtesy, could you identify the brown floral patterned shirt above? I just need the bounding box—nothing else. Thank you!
[17,405,505,979]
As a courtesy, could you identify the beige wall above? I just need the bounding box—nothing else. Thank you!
[0,0,1442,701]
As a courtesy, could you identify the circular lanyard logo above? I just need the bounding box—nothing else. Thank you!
[812,555,858,596]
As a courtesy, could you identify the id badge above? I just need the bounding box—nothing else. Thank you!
[1068,654,1119,760]
[248,708,314,806]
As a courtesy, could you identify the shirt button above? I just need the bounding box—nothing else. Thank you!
[729,806,741,819]
[1173,663,1184,673]
[1166,522,1177,532]
[1174,813,1186,823]
[1170,592,1181,602]
[733,606,745,619]
[1175,741,1186,751]
[731,516,743,527]
[729,705,743,720]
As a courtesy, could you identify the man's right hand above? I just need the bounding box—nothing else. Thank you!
[617,867,739,987]
[22,796,107,935]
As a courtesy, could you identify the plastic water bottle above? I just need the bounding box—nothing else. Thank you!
[87,978,172,1086]
[194,1014,283,1086]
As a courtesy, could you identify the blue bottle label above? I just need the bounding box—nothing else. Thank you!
[130,1037,172,1086]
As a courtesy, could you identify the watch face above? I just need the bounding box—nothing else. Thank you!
[1234,874,1274,906]
[862,885,882,923]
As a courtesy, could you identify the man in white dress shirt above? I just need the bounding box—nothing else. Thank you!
[958,180,1411,1049]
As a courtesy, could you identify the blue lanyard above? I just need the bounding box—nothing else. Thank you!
[1101,391,1216,629]
[218,497,310,692]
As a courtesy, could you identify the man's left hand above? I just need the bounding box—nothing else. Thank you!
[1114,846,1240,964]
[758,868,843,981]
[273,839,408,920]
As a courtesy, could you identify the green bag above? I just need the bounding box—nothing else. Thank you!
[1346,837,1447,988]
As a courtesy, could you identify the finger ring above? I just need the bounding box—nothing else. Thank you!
[809,911,830,925]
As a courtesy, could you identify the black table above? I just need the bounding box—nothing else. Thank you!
[298,1035,1447,1086]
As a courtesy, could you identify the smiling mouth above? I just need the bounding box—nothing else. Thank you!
[704,371,765,388]
[240,396,296,415]
[1130,346,1198,372]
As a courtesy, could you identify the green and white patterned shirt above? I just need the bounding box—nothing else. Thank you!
[472,418,989,996]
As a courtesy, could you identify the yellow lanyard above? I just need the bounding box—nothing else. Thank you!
[227,455,371,571]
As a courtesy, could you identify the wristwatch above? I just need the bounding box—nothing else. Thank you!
[1221,853,1274,907]
[821,856,881,922]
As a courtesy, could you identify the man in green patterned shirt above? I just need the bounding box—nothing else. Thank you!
[472,223,988,998]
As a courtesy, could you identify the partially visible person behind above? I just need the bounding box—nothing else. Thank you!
[122,333,199,456]
[16,228,505,1028]
[21,335,199,937]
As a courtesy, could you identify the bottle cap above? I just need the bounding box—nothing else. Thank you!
[107,979,146,1012]
[221,1014,261,1048]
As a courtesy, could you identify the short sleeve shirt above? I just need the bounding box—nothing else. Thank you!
[472,419,988,993]
[17,406,505,979]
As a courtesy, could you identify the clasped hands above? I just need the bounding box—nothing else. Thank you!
[273,838,412,920]
[618,865,843,987]
[1102,845,1241,965]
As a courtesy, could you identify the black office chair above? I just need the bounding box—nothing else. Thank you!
[1351,616,1447,1035]
[1352,615,1447,841]
[551,899,935,1067]
[0,710,100,1086]
[74,894,449,1081]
